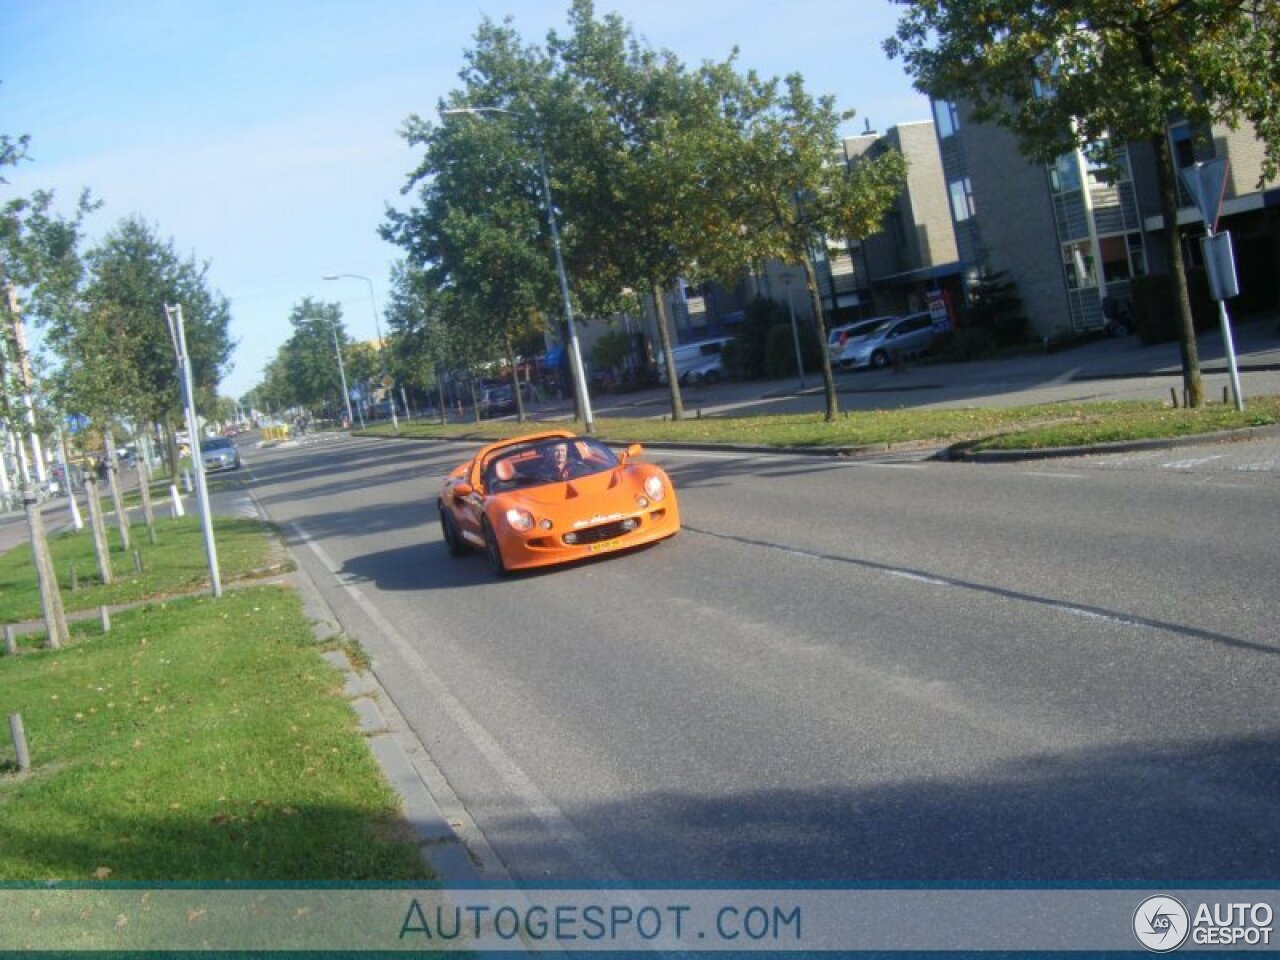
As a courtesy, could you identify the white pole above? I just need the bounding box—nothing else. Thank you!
[165,304,222,597]
[55,425,83,531]
[786,282,806,390]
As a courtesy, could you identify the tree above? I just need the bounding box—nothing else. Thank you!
[384,17,560,424]
[277,298,351,414]
[886,0,1280,408]
[724,72,908,420]
[53,217,234,474]
[546,1,761,420]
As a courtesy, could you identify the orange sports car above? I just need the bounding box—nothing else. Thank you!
[437,430,680,575]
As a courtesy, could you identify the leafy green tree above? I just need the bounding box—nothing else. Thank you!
[886,0,1280,407]
[54,217,234,475]
[278,298,351,414]
[723,72,908,420]
[384,17,558,424]
[545,1,761,420]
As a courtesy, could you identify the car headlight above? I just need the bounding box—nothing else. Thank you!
[643,475,665,502]
[505,508,535,532]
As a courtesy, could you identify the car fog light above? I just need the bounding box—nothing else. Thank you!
[563,532,579,545]
[540,518,553,530]
[621,518,638,531]
[636,496,650,508]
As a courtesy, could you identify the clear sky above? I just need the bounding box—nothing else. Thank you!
[4,0,931,401]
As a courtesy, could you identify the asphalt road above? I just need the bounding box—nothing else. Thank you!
[240,430,1279,885]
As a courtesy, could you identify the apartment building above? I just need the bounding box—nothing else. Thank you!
[933,98,1280,338]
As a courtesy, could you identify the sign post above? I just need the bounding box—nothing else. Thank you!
[1181,159,1245,411]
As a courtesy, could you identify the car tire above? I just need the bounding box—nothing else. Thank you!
[481,517,510,577]
[440,503,468,557]
[871,349,890,369]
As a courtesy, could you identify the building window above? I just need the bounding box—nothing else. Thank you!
[1049,154,1082,194]
[948,177,976,222]
[1063,240,1097,289]
[932,99,960,138]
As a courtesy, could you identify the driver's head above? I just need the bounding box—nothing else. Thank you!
[549,442,569,467]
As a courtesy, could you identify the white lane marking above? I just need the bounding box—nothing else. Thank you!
[1162,454,1229,470]
[288,520,627,883]
[884,569,949,586]
[1026,472,1086,480]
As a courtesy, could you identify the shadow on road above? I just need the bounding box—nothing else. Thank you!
[482,728,1280,882]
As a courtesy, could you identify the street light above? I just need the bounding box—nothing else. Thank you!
[323,273,399,432]
[782,273,806,390]
[329,317,357,430]
[440,105,595,433]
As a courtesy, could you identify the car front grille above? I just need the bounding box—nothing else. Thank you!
[567,519,636,545]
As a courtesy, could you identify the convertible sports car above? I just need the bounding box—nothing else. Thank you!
[437,430,680,575]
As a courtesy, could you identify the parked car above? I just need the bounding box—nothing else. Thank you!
[839,312,938,369]
[829,317,897,365]
[478,385,515,419]
[200,435,241,472]
[437,430,680,576]
[657,337,733,386]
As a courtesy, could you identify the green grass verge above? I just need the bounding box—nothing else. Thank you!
[0,585,429,881]
[358,395,1280,451]
[0,515,290,625]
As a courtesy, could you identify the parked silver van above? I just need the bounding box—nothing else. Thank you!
[657,337,734,385]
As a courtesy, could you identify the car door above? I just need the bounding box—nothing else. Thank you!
[451,461,489,544]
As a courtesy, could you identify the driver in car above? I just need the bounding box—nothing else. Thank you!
[541,441,582,481]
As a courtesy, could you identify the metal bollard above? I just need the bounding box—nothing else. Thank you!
[100,605,111,633]
[3,625,16,657]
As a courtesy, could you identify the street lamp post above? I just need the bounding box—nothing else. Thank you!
[440,106,595,433]
[330,319,356,429]
[783,274,807,390]
[323,273,399,432]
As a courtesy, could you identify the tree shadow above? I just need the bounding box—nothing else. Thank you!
[477,729,1280,883]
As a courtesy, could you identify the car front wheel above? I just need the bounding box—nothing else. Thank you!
[482,517,510,577]
[871,349,890,369]
[440,503,468,557]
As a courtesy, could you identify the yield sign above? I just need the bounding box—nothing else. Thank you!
[1180,158,1230,232]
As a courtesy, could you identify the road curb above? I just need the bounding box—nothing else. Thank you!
[941,422,1280,463]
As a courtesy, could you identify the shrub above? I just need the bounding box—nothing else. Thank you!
[963,270,1028,347]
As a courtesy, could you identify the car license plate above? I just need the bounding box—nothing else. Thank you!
[588,539,621,553]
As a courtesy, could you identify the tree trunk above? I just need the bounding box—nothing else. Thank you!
[23,479,69,650]
[101,429,131,551]
[437,369,447,426]
[83,474,114,586]
[1151,134,1204,407]
[801,254,840,421]
[136,441,156,540]
[470,378,481,425]
[507,338,527,423]
[650,281,685,421]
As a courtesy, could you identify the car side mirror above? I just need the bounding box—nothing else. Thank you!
[624,443,643,461]
[454,482,474,497]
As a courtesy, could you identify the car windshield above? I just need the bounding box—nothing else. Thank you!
[483,437,620,492]
[866,321,894,338]
[203,437,234,451]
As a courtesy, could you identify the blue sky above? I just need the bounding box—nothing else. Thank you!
[4,0,930,400]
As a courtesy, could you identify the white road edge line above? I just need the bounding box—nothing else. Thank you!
[287,519,629,884]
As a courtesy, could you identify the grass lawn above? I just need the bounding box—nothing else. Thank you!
[0,515,290,626]
[0,585,429,881]
[360,395,1280,451]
